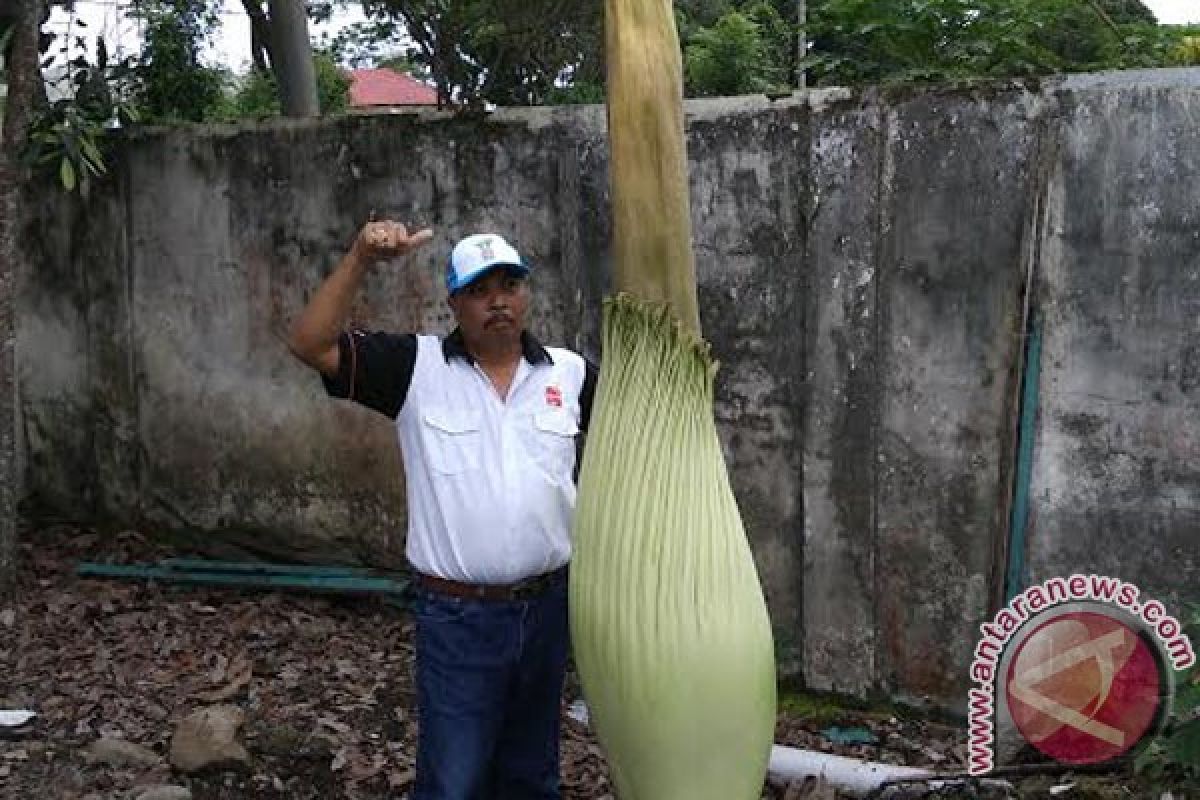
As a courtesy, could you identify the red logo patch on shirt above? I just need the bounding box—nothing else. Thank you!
[545,386,563,408]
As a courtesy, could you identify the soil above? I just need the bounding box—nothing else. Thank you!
[0,524,1163,799]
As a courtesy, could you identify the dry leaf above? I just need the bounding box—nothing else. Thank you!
[388,768,415,788]
[317,716,351,734]
[196,654,253,703]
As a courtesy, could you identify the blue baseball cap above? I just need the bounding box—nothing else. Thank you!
[447,233,530,294]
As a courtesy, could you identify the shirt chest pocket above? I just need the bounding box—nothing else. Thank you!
[527,409,580,480]
[422,410,483,475]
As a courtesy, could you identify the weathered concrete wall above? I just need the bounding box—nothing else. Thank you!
[24,112,620,565]
[20,69,1200,709]
[801,87,1044,703]
[802,98,882,695]
[1027,83,1200,611]
[872,90,1037,704]
[688,106,810,672]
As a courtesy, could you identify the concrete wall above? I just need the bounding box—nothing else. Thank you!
[20,69,1200,708]
[1027,82,1200,613]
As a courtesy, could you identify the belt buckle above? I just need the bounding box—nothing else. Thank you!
[510,573,546,601]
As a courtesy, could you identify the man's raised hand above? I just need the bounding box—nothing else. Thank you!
[355,220,434,263]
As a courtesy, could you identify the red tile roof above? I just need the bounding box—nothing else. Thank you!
[349,68,439,107]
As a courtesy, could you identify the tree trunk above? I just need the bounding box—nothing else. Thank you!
[398,9,451,109]
[0,0,40,602]
[239,0,275,73]
[267,0,318,116]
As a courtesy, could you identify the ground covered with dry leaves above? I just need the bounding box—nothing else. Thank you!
[0,525,1149,799]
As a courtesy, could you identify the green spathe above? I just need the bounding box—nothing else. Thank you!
[571,295,777,799]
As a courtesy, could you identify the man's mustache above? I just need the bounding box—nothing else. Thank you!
[485,312,514,326]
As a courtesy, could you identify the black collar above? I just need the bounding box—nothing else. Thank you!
[442,328,553,366]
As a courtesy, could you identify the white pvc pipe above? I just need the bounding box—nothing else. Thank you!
[767,745,934,797]
[0,711,35,727]
[570,701,978,799]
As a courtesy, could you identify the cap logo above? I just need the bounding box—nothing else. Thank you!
[476,238,496,261]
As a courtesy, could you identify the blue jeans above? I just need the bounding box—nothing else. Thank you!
[411,575,569,800]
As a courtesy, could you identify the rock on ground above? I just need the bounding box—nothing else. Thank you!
[169,705,250,773]
[129,786,193,800]
[82,736,162,768]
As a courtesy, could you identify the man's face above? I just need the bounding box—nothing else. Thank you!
[449,268,531,344]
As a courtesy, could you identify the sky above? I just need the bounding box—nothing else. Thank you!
[47,0,371,74]
[48,0,1200,78]
[1148,0,1200,25]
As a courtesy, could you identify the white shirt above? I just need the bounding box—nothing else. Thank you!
[325,329,591,584]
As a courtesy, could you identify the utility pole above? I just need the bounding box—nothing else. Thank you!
[796,0,806,89]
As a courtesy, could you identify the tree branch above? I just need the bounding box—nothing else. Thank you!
[238,0,275,72]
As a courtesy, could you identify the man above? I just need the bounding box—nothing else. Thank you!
[287,220,596,800]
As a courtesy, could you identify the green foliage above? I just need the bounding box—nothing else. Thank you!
[228,69,277,118]
[363,0,603,107]
[377,54,431,83]
[25,0,1197,130]
[1134,605,1200,791]
[744,1,796,83]
[227,52,350,119]
[674,0,797,97]
[324,17,407,70]
[684,9,788,96]
[1173,35,1200,66]
[320,17,433,89]
[803,0,1196,87]
[1114,22,1195,69]
[1097,0,1158,26]
[29,105,105,193]
[129,0,226,123]
[677,0,738,29]
[278,0,1198,105]
[315,51,352,113]
[25,30,140,195]
[543,81,605,106]
[806,0,1044,85]
[1029,3,1120,68]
